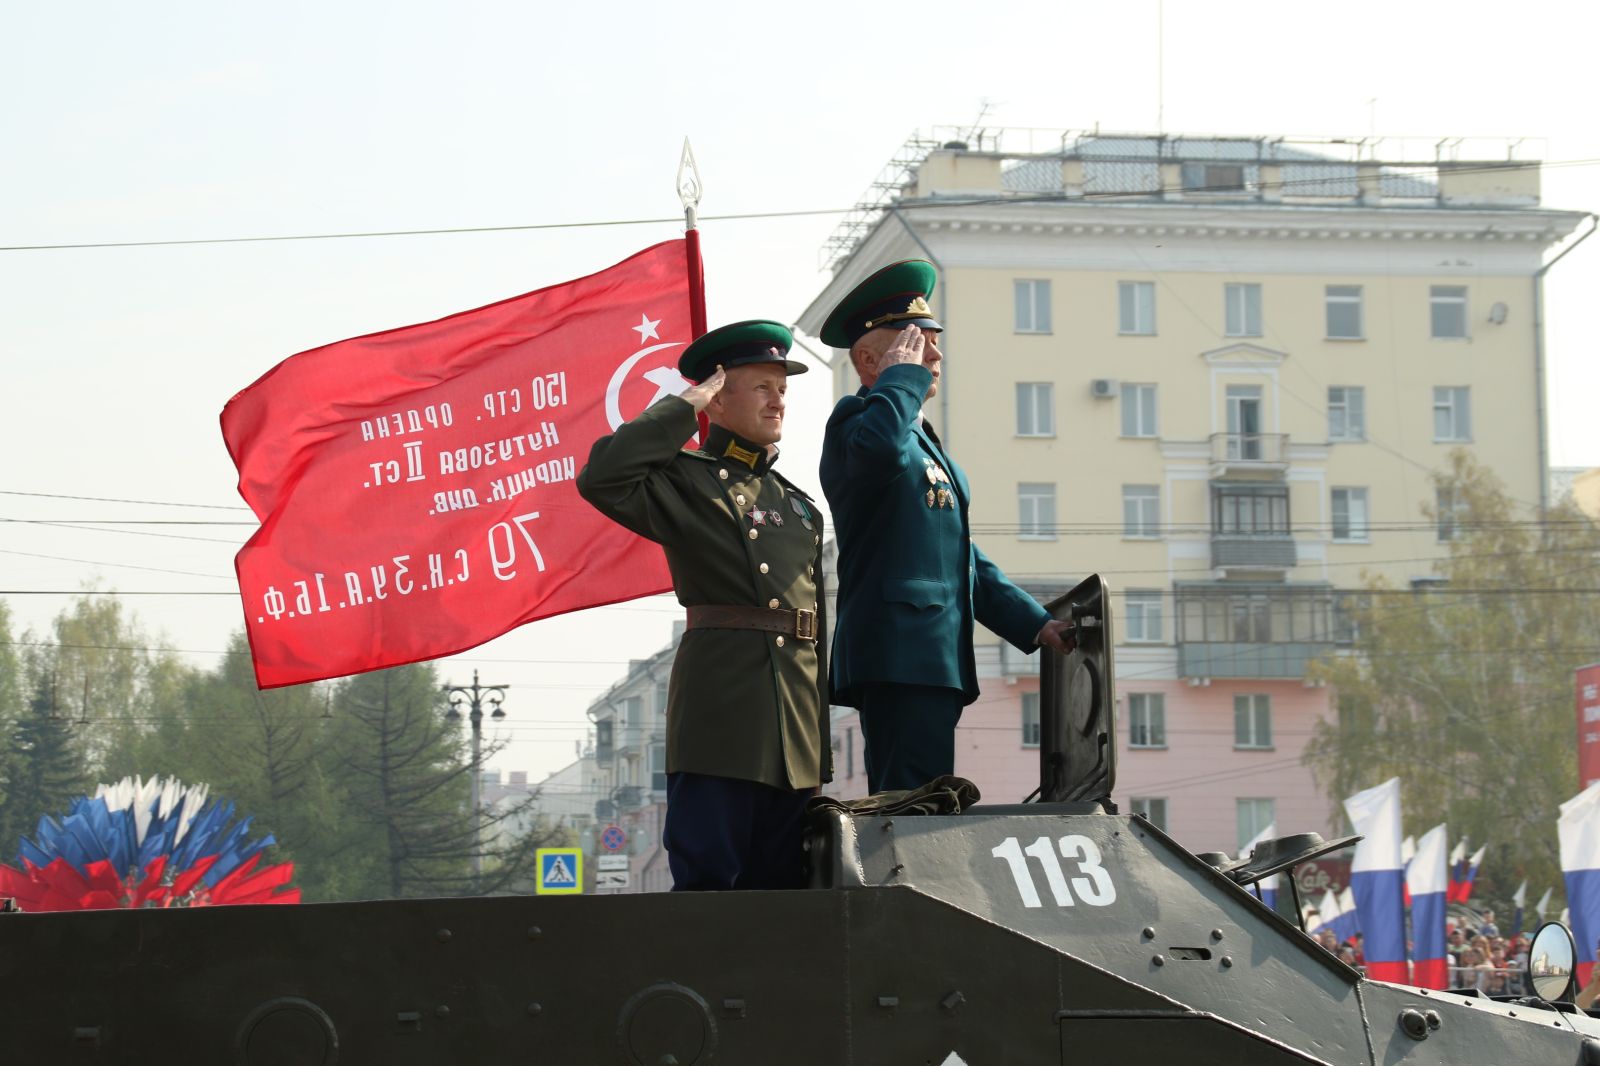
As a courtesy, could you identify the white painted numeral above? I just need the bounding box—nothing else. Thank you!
[991,834,1117,908]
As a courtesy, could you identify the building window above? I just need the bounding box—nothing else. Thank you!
[1121,383,1158,438]
[1128,693,1166,748]
[1021,692,1041,748]
[1016,382,1055,437]
[1125,590,1163,643]
[654,681,669,716]
[1225,283,1263,337]
[1234,694,1273,749]
[1237,798,1275,851]
[1433,386,1471,442]
[1331,487,1369,542]
[1328,386,1365,441]
[1018,483,1057,540]
[1118,281,1156,335]
[1131,796,1169,831]
[1325,285,1363,339]
[1182,162,1246,194]
[649,740,667,792]
[1230,595,1272,642]
[1213,485,1290,536]
[620,695,641,729]
[1123,484,1161,538]
[1014,279,1052,333]
[1436,486,1465,542]
[1430,285,1468,339]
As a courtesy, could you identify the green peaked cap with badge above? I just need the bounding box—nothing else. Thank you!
[819,259,942,349]
[677,319,807,384]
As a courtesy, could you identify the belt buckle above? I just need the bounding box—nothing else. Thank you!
[794,608,817,641]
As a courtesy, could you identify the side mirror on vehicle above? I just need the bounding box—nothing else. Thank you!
[1526,921,1577,1003]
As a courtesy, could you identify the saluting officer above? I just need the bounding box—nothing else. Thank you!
[819,261,1075,795]
[577,320,829,891]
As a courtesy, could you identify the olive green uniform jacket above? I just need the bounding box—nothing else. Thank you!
[576,396,831,791]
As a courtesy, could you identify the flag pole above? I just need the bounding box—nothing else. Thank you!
[677,137,707,340]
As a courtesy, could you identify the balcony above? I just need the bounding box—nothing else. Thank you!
[1211,534,1297,572]
[1174,583,1335,680]
[1209,433,1289,477]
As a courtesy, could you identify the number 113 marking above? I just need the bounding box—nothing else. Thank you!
[991,834,1117,909]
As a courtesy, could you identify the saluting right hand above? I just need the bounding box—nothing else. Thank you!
[879,325,926,370]
[681,365,726,412]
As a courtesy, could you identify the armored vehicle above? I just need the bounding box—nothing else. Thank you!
[3,575,1598,1064]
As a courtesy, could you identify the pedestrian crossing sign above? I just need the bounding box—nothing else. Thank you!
[536,848,583,895]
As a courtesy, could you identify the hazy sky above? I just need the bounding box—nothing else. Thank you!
[4,1,1598,783]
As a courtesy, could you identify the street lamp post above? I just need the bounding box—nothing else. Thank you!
[444,670,506,893]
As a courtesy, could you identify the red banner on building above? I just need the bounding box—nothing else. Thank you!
[1578,662,1600,790]
[221,237,704,688]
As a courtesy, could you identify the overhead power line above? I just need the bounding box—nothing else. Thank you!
[3,157,1596,253]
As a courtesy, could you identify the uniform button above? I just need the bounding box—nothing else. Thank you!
[768,598,780,609]
[736,494,746,505]
[775,635,785,647]
[719,468,729,480]
[759,563,769,574]
[814,535,820,545]
[807,565,814,577]
[748,529,759,540]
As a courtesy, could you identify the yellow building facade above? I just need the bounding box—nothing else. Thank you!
[801,131,1589,852]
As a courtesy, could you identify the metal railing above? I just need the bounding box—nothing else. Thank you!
[1210,432,1290,466]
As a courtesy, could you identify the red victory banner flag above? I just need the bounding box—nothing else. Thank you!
[221,236,706,688]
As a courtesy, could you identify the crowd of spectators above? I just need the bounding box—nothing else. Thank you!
[1311,908,1529,993]
[1444,910,1527,994]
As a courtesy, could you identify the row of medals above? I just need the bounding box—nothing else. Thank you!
[748,496,815,530]
[924,459,954,509]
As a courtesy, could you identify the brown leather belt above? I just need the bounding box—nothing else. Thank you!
[685,604,818,641]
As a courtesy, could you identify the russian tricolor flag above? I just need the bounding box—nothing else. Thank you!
[1558,781,1600,989]
[1455,844,1486,904]
[1309,888,1340,935]
[1448,839,1469,901]
[1240,822,1279,912]
[1332,885,1361,944]
[1406,823,1450,989]
[1511,881,1527,937]
[1343,778,1407,983]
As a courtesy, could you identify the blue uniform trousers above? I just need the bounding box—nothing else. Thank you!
[857,683,966,795]
[663,772,810,891]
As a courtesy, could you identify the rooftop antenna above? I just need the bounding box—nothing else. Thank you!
[963,98,996,149]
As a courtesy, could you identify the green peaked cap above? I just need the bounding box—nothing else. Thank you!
[820,259,941,349]
[677,319,807,383]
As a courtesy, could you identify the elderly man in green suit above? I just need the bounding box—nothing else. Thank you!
[577,320,829,890]
[820,261,1075,795]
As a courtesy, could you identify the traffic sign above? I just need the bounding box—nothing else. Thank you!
[596,854,629,872]
[596,870,630,890]
[600,824,627,852]
[535,848,583,895]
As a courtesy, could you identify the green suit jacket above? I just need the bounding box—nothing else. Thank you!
[576,396,831,791]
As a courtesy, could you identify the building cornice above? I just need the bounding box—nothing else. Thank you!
[907,198,1586,246]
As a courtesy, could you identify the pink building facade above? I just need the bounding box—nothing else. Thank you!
[824,674,1336,856]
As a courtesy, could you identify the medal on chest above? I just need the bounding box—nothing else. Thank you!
[789,494,814,530]
[922,460,954,509]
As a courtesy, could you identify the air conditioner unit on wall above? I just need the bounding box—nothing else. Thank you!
[1090,378,1118,399]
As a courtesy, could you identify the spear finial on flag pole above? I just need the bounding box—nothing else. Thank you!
[676,137,708,342]
[677,137,703,231]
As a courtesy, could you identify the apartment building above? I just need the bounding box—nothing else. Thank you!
[798,129,1589,852]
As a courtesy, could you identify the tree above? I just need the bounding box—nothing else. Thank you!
[0,601,25,847]
[1306,450,1600,901]
[0,673,88,857]
[322,663,553,899]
